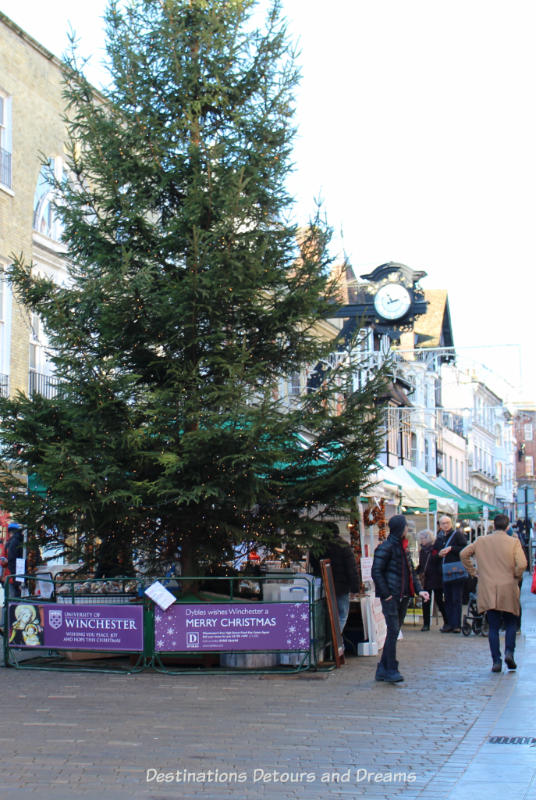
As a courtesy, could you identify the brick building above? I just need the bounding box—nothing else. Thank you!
[513,407,536,529]
[514,408,536,486]
[0,12,67,398]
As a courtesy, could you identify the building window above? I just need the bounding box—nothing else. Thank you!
[526,456,534,478]
[410,433,417,467]
[0,94,12,188]
[288,372,301,397]
[28,313,57,399]
[524,423,533,441]
[33,158,65,241]
[29,312,42,375]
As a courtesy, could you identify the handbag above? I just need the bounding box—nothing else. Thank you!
[442,561,468,583]
[531,566,536,595]
[441,532,468,583]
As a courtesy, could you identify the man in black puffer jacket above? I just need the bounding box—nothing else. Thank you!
[371,515,429,683]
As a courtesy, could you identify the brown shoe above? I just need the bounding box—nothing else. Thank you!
[491,661,502,673]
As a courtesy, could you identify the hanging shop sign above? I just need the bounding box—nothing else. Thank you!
[154,603,310,653]
[7,602,144,651]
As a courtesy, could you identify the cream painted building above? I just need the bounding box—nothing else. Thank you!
[441,413,468,491]
[441,365,515,509]
[0,12,67,398]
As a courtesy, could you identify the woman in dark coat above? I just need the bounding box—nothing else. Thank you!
[417,529,447,631]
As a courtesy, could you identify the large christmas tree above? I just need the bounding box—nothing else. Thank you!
[0,0,386,575]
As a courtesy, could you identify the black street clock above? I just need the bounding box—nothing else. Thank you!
[331,262,428,336]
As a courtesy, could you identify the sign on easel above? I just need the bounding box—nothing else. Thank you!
[320,559,345,667]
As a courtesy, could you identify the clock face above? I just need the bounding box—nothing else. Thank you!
[373,283,411,320]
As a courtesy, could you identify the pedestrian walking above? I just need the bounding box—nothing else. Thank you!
[434,516,467,633]
[461,514,527,672]
[417,529,447,631]
[371,514,429,683]
[309,526,359,633]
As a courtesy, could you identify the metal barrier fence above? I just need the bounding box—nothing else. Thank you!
[2,574,331,675]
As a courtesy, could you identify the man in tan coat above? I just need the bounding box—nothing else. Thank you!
[461,514,527,672]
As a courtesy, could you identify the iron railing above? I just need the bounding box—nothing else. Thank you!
[28,371,59,399]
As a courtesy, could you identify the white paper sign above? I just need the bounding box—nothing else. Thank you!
[371,597,387,650]
[37,575,55,599]
[144,580,177,611]
[360,556,373,583]
[15,557,26,582]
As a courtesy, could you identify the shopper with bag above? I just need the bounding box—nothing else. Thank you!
[434,516,467,633]
[461,514,527,672]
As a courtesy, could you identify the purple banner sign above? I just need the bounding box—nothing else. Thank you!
[7,602,144,651]
[154,603,310,652]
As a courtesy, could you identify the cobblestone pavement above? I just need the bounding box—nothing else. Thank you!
[1,578,534,800]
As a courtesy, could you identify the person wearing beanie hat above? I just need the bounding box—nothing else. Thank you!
[371,515,429,682]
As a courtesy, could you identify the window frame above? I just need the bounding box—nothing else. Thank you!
[0,91,12,189]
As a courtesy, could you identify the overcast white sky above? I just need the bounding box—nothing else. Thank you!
[1,0,534,403]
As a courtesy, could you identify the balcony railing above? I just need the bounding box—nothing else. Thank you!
[0,147,12,188]
[0,373,8,397]
[442,410,465,437]
[469,465,500,485]
[345,350,416,394]
[29,371,59,399]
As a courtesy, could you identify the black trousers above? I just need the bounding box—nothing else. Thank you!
[422,588,447,626]
[380,597,409,672]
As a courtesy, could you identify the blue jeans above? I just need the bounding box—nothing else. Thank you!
[336,593,351,632]
[444,579,463,628]
[487,609,518,662]
[380,597,409,673]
